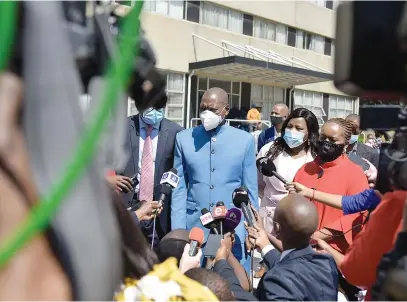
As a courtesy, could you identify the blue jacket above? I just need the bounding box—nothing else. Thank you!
[257,246,338,301]
[257,126,277,152]
[171,124,258,263]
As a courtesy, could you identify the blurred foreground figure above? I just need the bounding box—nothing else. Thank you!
[0,72,71,300]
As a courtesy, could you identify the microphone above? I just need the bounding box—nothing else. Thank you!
[158,168,179,202]
[256,157,288,184]
[188,227,205,257]
[213,201,227,235]
[232,187,254,227]
[200,208,219,235]
[223,208,242,233]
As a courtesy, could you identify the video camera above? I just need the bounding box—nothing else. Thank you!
[335,2,407,298]
[335,1,407,194]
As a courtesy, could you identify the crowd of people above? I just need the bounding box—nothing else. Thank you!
[102,86,407,301]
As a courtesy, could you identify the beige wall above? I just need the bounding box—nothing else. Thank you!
[214,0,336,38]
[141,12,346,95]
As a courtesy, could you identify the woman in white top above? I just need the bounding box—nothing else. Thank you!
[257,108,320,233]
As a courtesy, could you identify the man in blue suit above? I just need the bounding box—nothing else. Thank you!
[248,194,338,301]
[171,87,258,266]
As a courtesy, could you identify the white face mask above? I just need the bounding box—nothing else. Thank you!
[199,110,222,131]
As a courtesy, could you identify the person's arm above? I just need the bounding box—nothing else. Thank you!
[243,136,259,209]
[316,239,344,267]
[287,182,381,214]
[171,134,188,229]
[227,254,250,292]
[262,271,298,301]
[340,192,406,287]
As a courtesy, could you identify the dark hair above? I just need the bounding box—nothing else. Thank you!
[157,229,189,264]
[111,192,159,279]
[184,268,234,301]
[266,107,320,160]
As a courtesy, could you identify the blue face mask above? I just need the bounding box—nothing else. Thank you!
[283,129,306,149]
[349,135,359,144]
[141,108,164,125]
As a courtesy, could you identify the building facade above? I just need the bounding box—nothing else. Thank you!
[115,0,358,127]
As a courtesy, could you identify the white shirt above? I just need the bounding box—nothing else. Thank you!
[257,141,314,233]
[135,116,160,195]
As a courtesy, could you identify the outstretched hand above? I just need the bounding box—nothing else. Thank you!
[179,243,202,273]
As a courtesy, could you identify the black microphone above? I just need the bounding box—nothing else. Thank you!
[158,168,179,202]
[256,157,288,184]
[232,187,254,227]
[200,208,219,234]
[213,201,227,235]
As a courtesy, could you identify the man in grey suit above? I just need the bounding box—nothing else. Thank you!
[119,100,183,245]
[346,114,379,168]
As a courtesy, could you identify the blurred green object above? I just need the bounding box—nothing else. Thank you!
[0,1,143,267]
[0,1,17,71]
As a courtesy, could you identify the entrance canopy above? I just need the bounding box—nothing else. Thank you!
[190,35,333,87]
[189,55,332,87]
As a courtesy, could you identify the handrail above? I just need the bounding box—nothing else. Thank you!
[291,57,330,73]
[192,33,240,58]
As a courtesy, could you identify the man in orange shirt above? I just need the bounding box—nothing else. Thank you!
[247,104,261,132]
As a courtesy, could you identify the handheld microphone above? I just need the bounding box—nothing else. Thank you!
[256,157,288,184]
[223,208,242,233]
[213,201,227,235]
[188,227,205,257]
[200,208,219,235]
[159,168,179,202]
[232,187,254,227]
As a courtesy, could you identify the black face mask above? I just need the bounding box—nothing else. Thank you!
[270,116,283,127]
[318,141,345,162]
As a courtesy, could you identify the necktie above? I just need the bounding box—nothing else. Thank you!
[139,125,154,202]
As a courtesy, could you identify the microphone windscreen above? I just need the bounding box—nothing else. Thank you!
[232,187,249,208]
[170,168,178,174]
[201,208,210,215]
[189,227,205,246]
[257,157,276,177]
[216,201,224,206]
[224,208,242,233]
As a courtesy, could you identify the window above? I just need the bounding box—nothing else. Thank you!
[243,14,253,36]
[251,84,285,120]
[275,24,287,44]
[324,37,332,56]
[314,36,325,54]
[185,1,200,23]
[144,0,184,20]
[287,27,296,47]
[164,72,185,125]
[329,95,355,119]
[197,77,241,113]
[201,2,243,34]
[294,90,326,125]
[296,30,304,49]
[253,18,276,41]
[325,0,333,9]
[303,32,313,50]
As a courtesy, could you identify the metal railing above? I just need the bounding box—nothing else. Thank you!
[189,118,271,129]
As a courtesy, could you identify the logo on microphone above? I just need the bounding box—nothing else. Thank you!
[213,206,227,219]
[200,212,214,225]
[160,171,179,188]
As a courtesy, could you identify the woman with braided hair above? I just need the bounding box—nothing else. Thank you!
[293,118,369,255]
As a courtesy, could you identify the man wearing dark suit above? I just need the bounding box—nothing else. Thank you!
[346,114,379,168]
[247,194,338,301]
[121,104,183,245]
